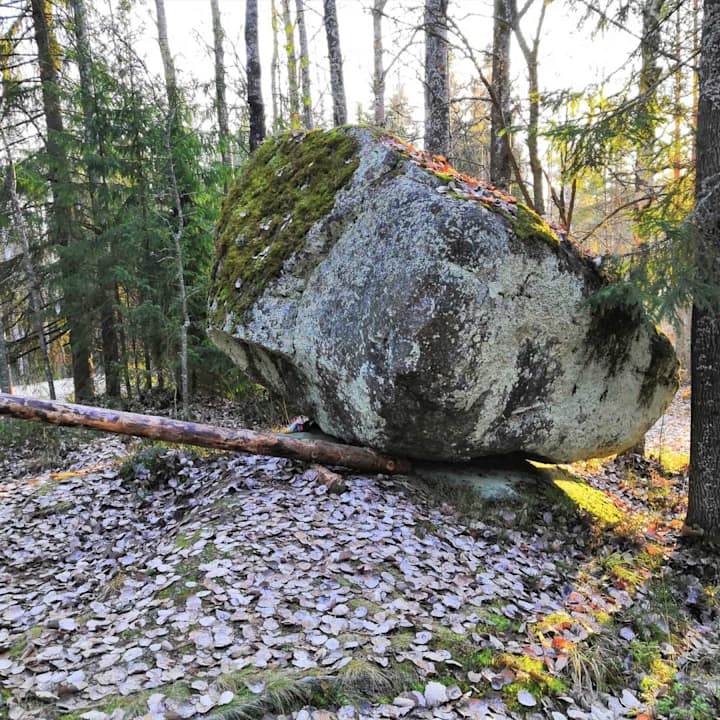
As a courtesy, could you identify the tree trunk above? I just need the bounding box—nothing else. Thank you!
[635,0,664,194]
[423,0,450,157]
[526,50,544,212]
[281,0,300,128]
[323,0,347,126]
[210,0,233,175]
[490,0,512,189]
[271,0,281,128]
[72,0,121,399]
[509,0,546,213]
[165,111,190,418]
[372,0,387,126]
[30,0,93,401]
[246,0,266,150]
[154,0,179,109]
[295,0,313,128]
[0,313,10,393]
[672,7,682,182]
[100,295,121,398]
[116,286,133,400]
[0,394,413,476]
[687,0,720,537]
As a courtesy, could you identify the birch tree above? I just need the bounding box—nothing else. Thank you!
[295,0,313,128]
[323,0,347,126]
[165,111,190,418]
[246,0,266,149]
[154,0,179,109]
[210,0,232,174]
[271,0,281,128]
[687,0,720,537]
[424,0,450,157]
[372,0,387,126]
[509,0,547,213]
[281,0,300,128]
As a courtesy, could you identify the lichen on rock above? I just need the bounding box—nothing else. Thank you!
[209,126,679,463]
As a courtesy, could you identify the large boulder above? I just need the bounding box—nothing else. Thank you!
[208,127,678,463]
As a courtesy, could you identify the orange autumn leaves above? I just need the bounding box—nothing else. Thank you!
[382,135,521,218]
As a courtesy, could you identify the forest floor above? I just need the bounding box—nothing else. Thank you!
[1,387,718,720]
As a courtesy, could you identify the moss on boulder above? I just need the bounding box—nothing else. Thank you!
[211,129,359,323]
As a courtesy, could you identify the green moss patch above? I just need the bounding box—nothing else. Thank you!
[513,202,559,247]
[499,653,567,701]
[211,128,359,322]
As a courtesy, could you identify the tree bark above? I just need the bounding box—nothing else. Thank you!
[154,0,179,109]
[295,0,313,128]
[99,292,121,398]
[372,0,387,126]
[0,394,413,475]
[165,110,191,418]
[490,0,512,189]
[509,0,546,213]
[210,0,233,174]
[246,0,266,150]
[423,0,450,157]
[323,0,347,126]
[687,0,720,537]
[271,0,281,128]
[281,0,300,128]
[30,0,93,401]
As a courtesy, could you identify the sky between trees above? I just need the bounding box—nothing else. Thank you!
[131,0,641,142]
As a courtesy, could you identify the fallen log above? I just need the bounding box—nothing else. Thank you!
[0,393,413,475]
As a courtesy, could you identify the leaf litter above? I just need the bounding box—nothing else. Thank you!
[0,389,718,720]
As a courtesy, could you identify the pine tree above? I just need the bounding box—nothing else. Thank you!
[295,0,313,129]
[210,0,233,177]
[372,0,387,127]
